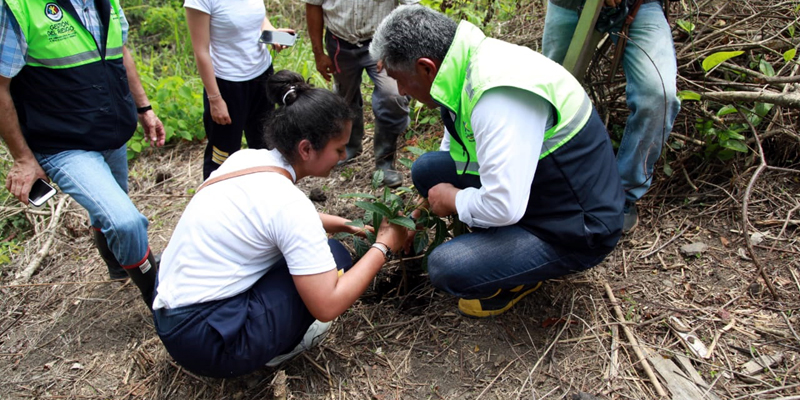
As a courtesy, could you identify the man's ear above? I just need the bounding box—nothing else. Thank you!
[297,139,314,161]
[416,58,439,82]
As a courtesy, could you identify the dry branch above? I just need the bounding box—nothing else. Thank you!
[737,108,780,300]
[603,282,667,398]
[701,91,800,109]
[13,195,69,284]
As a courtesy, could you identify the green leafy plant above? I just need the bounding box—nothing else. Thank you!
[0,213,31,266]
[676,19,695,35]
[338,169,453,267]
[126,74,205,159]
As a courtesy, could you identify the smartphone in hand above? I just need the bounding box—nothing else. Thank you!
[28,178,57,207]
[259,30,296,47]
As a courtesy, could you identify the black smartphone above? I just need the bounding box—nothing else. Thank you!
[28,178,57,207]
[259,30,296,47]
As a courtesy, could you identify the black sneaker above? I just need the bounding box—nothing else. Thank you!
[622,202,638,234]
[458,282,543,318]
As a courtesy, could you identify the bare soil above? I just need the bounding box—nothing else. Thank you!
[2,1,800,398]
[1,130,798,399]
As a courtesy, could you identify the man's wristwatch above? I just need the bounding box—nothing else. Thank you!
[370,242,394,261]
[136,105,152,114]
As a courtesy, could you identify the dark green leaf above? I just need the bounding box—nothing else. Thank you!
[404,146,427,156]
[339,193,378,200]
[332,232,350,240]
[717,105,738,116]
[754,102,774,118]
[388,216,417,230]
[724,130,745,140]
[353,237,370,258]
[413,230,429,256]
[721,139,748,153]
[355,201,392,217]
[758,59,775,77]
[663,163,673,177]
[398,157,414,169]
[371,170,384,189]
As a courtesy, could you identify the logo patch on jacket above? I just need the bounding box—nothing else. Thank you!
[45,3,63,21]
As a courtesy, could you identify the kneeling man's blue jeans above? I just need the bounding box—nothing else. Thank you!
[412,151,608,300]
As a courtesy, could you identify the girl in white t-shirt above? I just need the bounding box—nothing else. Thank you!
[184,0,295,179]
[152,70,407,378]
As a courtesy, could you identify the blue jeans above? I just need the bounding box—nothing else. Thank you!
[35,145,149,266]
[412,152,607,299]
[542,1,681,203]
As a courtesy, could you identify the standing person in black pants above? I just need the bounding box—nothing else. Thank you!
[184,0,294,179]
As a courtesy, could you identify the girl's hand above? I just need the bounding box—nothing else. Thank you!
[375,217,408,254]
[270,28,296,53]
[209,97,231,125]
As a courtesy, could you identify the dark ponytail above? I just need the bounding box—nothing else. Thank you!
[265,70,354,163]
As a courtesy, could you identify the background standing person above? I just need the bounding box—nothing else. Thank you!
[152,70,407,378]
[184,0,294,179]
[370,5,623,318]
[0,0,165,308]
[303,0,417,188]
[542,0,681,233]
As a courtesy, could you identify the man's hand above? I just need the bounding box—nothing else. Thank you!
[313,53,336,82]
[5,158,47,204]
[428,183,459,217]
[138,110,166,147]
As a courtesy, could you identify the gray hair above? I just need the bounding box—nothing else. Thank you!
[369,5,457,74]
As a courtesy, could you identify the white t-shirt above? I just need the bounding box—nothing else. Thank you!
[184,0,272,81]
[152,149,337,310]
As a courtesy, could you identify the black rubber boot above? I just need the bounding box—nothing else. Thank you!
[337,107,364,166]
[374,126,402,188]
[124,249,158,310]
[92,229,128,280]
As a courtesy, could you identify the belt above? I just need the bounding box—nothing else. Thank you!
[326,30,371,49]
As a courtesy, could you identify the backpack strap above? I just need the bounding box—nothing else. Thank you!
[196,166,292,192]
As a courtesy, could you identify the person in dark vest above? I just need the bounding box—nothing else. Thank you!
[370,5,624,318]
[543,0,681,233]
[0,0,165,308]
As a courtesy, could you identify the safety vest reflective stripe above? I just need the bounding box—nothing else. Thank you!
[540,93,592,158]
[454,160,480,174]
[27,45,123,68]
[453,93,592,174]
